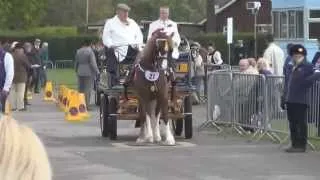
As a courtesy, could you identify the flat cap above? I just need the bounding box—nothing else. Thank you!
[290,44,307,56]
[11,42,24,49]
[117,3,130,11]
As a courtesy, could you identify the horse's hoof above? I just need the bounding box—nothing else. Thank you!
[163,137,175,146]
[136,136,154,144]
[153,135,162,143]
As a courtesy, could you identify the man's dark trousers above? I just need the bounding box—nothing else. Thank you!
[287,103,308,149]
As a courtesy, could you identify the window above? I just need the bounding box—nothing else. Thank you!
[310,10,320,18]
[288,11,296,38]
[280,11,288,38]
[272,10,304,39]
[273,11,280,38]
[296,11,304,38]
[309,23,320,39]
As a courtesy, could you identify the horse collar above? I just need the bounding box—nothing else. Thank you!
[136,63,160,82]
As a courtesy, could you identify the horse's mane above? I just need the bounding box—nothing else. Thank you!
[0,116,52,180]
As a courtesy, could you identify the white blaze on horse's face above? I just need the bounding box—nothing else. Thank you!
[156,38,169,57]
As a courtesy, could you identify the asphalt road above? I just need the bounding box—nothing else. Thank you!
[12,95,320,180]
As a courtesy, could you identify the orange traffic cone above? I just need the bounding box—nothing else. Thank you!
[44,81,55,101]
[61,87,70,112]
[58,85,66,110]
[78,93,90,119]
[65,92,82,122]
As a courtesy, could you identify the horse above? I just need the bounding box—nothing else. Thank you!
[0,115,52,180]
[130,28,176,145]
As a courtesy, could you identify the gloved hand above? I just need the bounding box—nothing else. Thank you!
[280,96,287,110]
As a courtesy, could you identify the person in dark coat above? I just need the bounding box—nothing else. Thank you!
[281,44,320,153]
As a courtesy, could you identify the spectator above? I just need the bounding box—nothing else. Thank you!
[257,58,272,75]
[247,58,259,74]
[234,59,259,132]
[75,40,100,109]
[39,42,49,88]
[207,43,223,65]
[239,58,258,75]
[263,34,285,76]
[234,40,247,63]
[190,42,205,104]
[31,38,42,93]
[8,42,31,111]
[281,44,320,153]
[0,115,52,180]
[23,42,34,106]
[0,40,14,113]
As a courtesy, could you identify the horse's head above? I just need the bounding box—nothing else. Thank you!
[151,28,174,57]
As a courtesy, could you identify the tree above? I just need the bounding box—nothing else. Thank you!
[2,0,48,29]
[206,0,216,32]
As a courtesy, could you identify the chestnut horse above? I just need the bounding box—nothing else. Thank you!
[131,29,175,145]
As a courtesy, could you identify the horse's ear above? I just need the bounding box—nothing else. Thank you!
[152,28,164,37]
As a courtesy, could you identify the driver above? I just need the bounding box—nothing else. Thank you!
[102,3,143,87]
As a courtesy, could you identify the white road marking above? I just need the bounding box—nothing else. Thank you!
[111,141,196,149]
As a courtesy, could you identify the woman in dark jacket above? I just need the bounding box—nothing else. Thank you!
[8,42,31,111]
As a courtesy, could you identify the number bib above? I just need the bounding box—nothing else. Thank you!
[145,71,160,82]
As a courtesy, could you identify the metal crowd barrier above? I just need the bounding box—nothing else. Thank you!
[55,60,74,69]
[200,71,320,149]
[43,61,54,69]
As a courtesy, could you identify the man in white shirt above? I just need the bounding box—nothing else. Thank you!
[147,6,181,87]
[263,34,285,76]
[0,41,14,113]
[147,6,181,59]
[207,43,223,65]
[102,3,143,87]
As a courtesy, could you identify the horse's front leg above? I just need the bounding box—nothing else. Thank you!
[136,100,154,144]
[154,104,162,143]
[161,98,175,146]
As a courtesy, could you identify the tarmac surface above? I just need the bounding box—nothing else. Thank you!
[12,94,320,180]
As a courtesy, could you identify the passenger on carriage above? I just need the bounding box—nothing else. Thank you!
[102,3,143,87]
[147,6,181,77]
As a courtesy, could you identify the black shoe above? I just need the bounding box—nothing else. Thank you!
[11,108,17,111]
[284,147,306,153]
[18,108,27,112]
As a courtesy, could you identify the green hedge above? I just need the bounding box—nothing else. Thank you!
[0,34,98,61]
[191,33,269,65]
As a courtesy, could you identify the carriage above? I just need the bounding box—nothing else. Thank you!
[96,39,195,141]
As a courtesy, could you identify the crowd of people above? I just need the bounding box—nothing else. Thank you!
[0,39,49,112]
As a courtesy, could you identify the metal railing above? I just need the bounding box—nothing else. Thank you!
[54,60,74,69]
[200,71,320,149]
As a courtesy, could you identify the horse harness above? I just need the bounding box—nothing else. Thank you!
[135,53,169,93]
